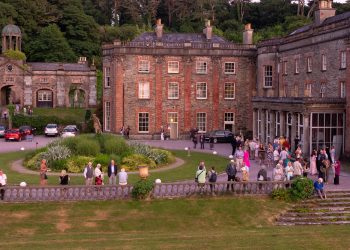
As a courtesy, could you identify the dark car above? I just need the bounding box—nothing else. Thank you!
[0,125,6,138]
[205,130,234,143]
[19,125,35,136]
[4,129,26,141]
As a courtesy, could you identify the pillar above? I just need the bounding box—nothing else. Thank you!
[291,113,297,150]
[252,109,257,140]
[270,110,276,139]
[261,109,266,143]
[303,113,310,156]
[184,57,192,132]
[280,111,286,137]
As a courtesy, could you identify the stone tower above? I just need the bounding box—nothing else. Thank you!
[1,24,22,53]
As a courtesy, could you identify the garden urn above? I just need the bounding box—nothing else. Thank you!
[138,165,149,179]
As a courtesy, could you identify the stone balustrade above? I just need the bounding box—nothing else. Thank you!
[0,181,291,202]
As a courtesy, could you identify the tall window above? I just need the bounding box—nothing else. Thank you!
[197,113,206,132]
[286,112,292,140]
[138,60,150,73]
[283,61,287,75]
[196,82,207,99]
[296,113,304,141]
[275,111,281,137]
[168,61,179,73]
[224,62,235,74]
[224,82,235,99]
[340,81,346,98]
[264,65,273,87]
[305,83,312,97]
[104,101,111,131]
[322,54,327,71]
[307,57,312,73]
[295,59,299,74]
[104,67,110,87]
[138,82,150,99]
[168,82,179,99]
[196,61,207,74]
[340,51,347,69]
[265,110,271,143]
[138,113,149,133]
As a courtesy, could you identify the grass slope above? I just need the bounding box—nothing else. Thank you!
[0,198,349,249]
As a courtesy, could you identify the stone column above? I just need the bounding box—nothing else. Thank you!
[270,110,276,139]
[261,109,266,143]
[280,111,286,137]
[303,113,310,156]
[252,109,257,140]
[291,113,297,150]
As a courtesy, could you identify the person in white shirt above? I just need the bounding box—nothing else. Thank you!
[293,159,303,177]
[94,164,104,185]
[0,169,7,200]
[118,168,128,185]
[273,148,280,166]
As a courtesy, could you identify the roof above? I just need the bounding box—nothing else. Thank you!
[132,32,229,44]
[28,62,91,72]
[2,24,21,36]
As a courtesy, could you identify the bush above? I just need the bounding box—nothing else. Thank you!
[76,138,100,156]
[109,154,122,165]
[289,177,314,201]
[121,154,156,171]
[66,156,94,173]
[93,153,110,167]
[271,188,291,201]
[25,152,46,170]
[131,179,154,200]
[50,159,68,171]
[61,137,80,154]
[41,144,71,167]
[131,143,174,165]
[104,136,130,155]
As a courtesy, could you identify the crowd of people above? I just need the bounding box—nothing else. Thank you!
[194,135,342,198]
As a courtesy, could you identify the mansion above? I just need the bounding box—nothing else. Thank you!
[103,0,349,157]
[0,24,97,109]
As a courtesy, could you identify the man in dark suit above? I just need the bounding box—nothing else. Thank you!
[108,160,118,185]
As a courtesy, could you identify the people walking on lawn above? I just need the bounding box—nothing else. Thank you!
[40,159,48,186]
[195,165,206,194]
[0,169,7,200]
[226,160,237,191]
[83,162,94,186]
[94,163,104,185]
[118,168,128,185]
[108,160,118,185]
[59,170,69,185]
[314,178,326,199]
[235,145,244,171]
[208,166,217,194]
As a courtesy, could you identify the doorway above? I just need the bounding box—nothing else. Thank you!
[168,112,178,139]
[0,85,13,106]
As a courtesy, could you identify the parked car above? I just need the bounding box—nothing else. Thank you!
[0,125,6,137]
[205,130,234,143]
[4,129,26,141]
[44,124,59,136]
[61,125,79,138]
[19,125,35,136]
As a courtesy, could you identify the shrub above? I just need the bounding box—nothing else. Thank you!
[76,138,100,156]
[121,154,156,171]
[131,179,154,200]
[93,154,110,167]
[66,156,94,173]
[131,143,174,165]
[4,49,26,61]
[61,137,80,154]
[271,188,291,201]
[41,144,71,167]
[109,154,122,165]
[289,177,314,201]
[50,159,68,171]
[104,136,130,155]
[25,152,46,170]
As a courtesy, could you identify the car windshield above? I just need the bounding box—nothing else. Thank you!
[46,124,57,128]
[7,129,19,133]
[63,128,75,132]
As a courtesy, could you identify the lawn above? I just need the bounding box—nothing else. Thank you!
[0,197,349,249]
[33,107,91,123]
[2,150,229,185]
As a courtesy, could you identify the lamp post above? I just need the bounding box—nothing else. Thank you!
[185,147,191,157]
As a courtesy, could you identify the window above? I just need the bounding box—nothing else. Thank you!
[197,113,206,132]
[286,112,292,140]
[264,65,273,87]
[104,67,110,87]
[168,112,178,123]
[138,60,150,73]
[224,82,235,99]
[340,81,346,98]
[341,51,346,69]
[275,111,281,137]
[305,83,312,97]
[283,61,287,75]
[307,57,312,73]
[104,102,111,131]
[196,61,207,74]
[265,110,271,143]
[322,54,327,71]
[138,113,149,133]
[196,82,207,99]
[168,61,179,73]
[295,59,299,74]
[138,82,150,99]
[224,62,235,74]
[37,90,52,101]
[224,112,235,132]
[320,83,326,98]
[296,113,304,140]
[168,82,179,99]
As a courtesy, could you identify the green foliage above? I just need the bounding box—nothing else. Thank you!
[271,188,291,201]
[85,109,92,121]
[25,152,46,171]
[3,49,26,61]
[93,153,110,167]
[61,136,80,154]
[121,154,156,171]
[131,143,174,165]
[66,156,93,173]
[104,136,130,155]
[131,179,154,200]
[50,159,68,171]
[289,177,314,201]
[76,138,100,156]
[41,144,71,167]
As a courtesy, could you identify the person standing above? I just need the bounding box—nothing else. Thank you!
[243,148,250,172]
[334,160,341,185]
[199,133,205,149]
[293,158,303,178]
[208,166,217,194]
[118,168,128,185]
[83,162,94,186]
[94,164,104,185]
[59,170,70,185]
[225,160,237,191]
[108,160,118,185]
[234,146,244,171]
[195,165,206,194]
[249,139,256,160]
[266,143,274,168]
[160,126,165,140]
[209,136,214,150]
[40,159,48,186]
[0,169,7,200]
[310,150,317,176]
[330,146,336,164]
[125,126,131,139]
[193,133,198,149]
[230,135,237,156]
[285,161,294,181]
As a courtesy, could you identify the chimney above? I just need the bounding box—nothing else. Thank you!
[314,0,336,25]
[78,57,87,64]
[203,20,212,40]
[243,23,253,45]
[155,19,163,39]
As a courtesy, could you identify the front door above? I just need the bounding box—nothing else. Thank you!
[169,122,178,139]
[168,112,178,139]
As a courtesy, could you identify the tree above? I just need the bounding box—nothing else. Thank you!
[229,0,250,23]
[0,2,18,29]
[27,24,76,62]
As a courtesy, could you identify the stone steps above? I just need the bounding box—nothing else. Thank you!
[276,190,350,226]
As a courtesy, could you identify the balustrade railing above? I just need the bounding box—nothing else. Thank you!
[0,181,291,202]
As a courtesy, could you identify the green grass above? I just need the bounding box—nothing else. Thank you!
[0,197,349,249]
[3,150,229,185]
[33,107,91,123]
